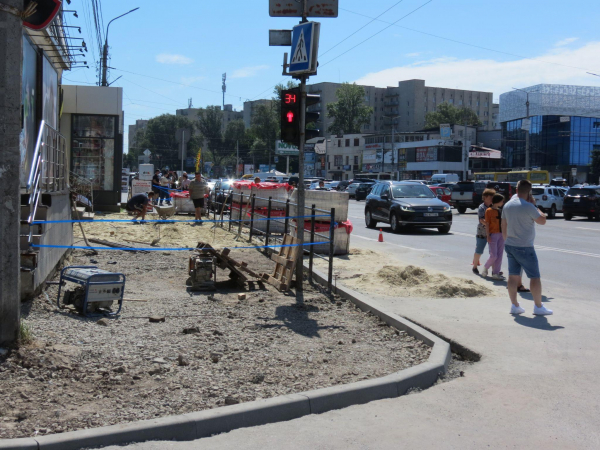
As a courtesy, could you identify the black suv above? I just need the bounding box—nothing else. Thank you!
[486,181,518,200]
[563,186,600,221]
[365,181,453,233]
[355,182,376,201]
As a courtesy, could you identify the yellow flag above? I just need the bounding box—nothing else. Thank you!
[195,149,202,173]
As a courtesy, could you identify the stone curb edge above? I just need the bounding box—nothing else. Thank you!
[0,265,451,450]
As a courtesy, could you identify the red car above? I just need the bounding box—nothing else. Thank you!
[429,186,452,204]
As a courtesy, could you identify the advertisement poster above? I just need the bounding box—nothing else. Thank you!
[20,36,37,186]
[244,164,255,174]
[132,179,152,196]
[416,147,438,162]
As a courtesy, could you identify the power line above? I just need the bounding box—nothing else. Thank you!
[340,7,600,73]
[320,0,434,68]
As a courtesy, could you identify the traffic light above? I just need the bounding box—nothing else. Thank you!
[281,88,301,146]
[305,93,320,141]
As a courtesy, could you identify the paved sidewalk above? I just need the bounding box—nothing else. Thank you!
[105,290,600,450]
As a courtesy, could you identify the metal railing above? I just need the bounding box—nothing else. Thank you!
[26,120,68,247]
[209,189,336,291]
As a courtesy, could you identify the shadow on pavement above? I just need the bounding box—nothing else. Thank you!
[513,315,564,331]
[518,292,554,303]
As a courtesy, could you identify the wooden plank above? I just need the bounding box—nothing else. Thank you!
[88,238,148,253]
[270,253,295,269]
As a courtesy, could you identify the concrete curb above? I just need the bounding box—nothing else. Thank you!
[0,266,451,450]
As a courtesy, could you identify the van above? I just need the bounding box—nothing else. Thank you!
[430,173,459,184]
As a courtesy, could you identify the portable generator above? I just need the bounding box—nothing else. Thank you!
[187,255,216,291]
[56,266,126,316]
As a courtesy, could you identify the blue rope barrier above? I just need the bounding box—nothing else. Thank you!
[32,240,331,252]
[31,215,332,225]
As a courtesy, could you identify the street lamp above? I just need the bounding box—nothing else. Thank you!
[512,87,531,169]
[101,7,140,86]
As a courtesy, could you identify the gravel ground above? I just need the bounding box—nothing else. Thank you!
[0,237,432,439]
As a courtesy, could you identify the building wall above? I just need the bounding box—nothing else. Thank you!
[128,119,148,153]
[243,99,273,128]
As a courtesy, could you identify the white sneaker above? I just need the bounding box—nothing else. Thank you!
[533,305,553,316]
[510,305,525,315]
[481,267,489,277]
[491,273,505,280]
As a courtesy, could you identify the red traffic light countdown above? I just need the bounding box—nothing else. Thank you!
[281,88,301,146]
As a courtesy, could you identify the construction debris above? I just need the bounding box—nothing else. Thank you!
[260,234,299,292]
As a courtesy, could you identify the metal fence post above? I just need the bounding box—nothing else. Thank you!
[265,196,272,248]
[249,194,256,243]
[309,204,316,283]
[284,198,290,236]
[237,193,244,236]
[328,207,335,293]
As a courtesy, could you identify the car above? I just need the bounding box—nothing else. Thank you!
[429,186,452,204]
[347,178,376,198]
[430,173,460,184]
[403,179,428,185]
[436,182,457,190]
[355,182,376,201]
[486,182,518,201]
[451,181,488,213]
[210,179,233,212]
[334,180,350,191]
[365,181,453,234]
[531,186,564,219]
[562,186,600,221]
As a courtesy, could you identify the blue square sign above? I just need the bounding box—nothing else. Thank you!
[289,22,320,75]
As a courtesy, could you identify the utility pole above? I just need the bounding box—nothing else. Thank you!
[294,0,309,292]
[236,140,239,178]
[101,7,139,86]
[390,115,400,179]
[463,110,469,181]
[0,0,23,345]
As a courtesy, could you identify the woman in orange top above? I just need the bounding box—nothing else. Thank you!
[482,194,505,280]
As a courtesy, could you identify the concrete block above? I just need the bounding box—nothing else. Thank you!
[189,393,310,438]
[302,375,399,414]
[36,413,197,450]
[0,438,39,450]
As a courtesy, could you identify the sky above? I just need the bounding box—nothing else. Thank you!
[62,0,600,153]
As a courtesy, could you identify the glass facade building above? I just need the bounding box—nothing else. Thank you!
[500,84,600,181]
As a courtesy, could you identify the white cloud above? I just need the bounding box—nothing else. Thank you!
[156,53,193,65]
[230,65,269,79]
[355,41,600,100]
[555,37,578,47]
[405,52,421,57]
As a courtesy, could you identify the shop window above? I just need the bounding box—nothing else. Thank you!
[71,115,117,191]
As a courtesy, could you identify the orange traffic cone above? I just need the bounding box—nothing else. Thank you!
[378,229,384,242]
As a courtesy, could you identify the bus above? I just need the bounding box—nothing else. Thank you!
[474,170,549,185]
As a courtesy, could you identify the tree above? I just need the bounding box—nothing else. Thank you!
[249,103,279,166]
[590,148,600,183]
[425,103,482,129]
[127,114,201,171]
[326,83,373,135]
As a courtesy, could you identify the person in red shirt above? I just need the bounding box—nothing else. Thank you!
[482,194,505,280]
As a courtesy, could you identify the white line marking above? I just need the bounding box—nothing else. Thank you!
[352,234,427,251]
[536,246,600,258]
[576,227,600,232]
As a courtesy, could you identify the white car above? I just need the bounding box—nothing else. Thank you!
[531,186,565,219]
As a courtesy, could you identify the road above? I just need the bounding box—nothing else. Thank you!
[346,199,600,302]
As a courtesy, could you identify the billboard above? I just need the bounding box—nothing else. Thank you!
[416,147,438,162]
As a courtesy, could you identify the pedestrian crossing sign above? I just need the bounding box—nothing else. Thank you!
[289,22,320,75]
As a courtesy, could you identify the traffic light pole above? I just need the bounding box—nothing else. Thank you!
[296,76,307,292]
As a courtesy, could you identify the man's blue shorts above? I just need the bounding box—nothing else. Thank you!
[475,237,487,255]
[504,245,540,279]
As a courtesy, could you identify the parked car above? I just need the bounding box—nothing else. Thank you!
[335,180,350,191]
[365,181,453,234]
[436,182,457,190]
[563,186,600,221]
[531,186,564,219]
[355,182,376,201]
[451,181,488,213]
[429,186,452,204]
[486,181,518,201]
[347,178,376,198]
[403,180,428,185]
[210,179,233,212]
[430,173,460,184]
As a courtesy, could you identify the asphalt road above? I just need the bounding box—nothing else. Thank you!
[347,199,600,302]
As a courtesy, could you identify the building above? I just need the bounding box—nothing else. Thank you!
[60,85,125,212]
[128,119,148,153]
[499,84,600,183]
[307,79,496,138]
[243,99,273,129]
[176,104,243,134]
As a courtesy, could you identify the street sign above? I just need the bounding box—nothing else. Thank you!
[289,22,320,75]
[304,143,315,151]
[440,124,451,138]
[275,140,299,156]
[560,116,571,123]
[143,149,151,156]
[274,156,279,163]
[521,119,531,132]
[269,30,292,46]
[269,0,338,18]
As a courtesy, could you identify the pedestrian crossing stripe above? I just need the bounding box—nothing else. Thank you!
[291,29,308,64]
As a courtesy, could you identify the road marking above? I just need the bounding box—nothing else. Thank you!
[536,246,600,258]
[576,227,600,232]
[451,231,474,238]
[352,234,427,251]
